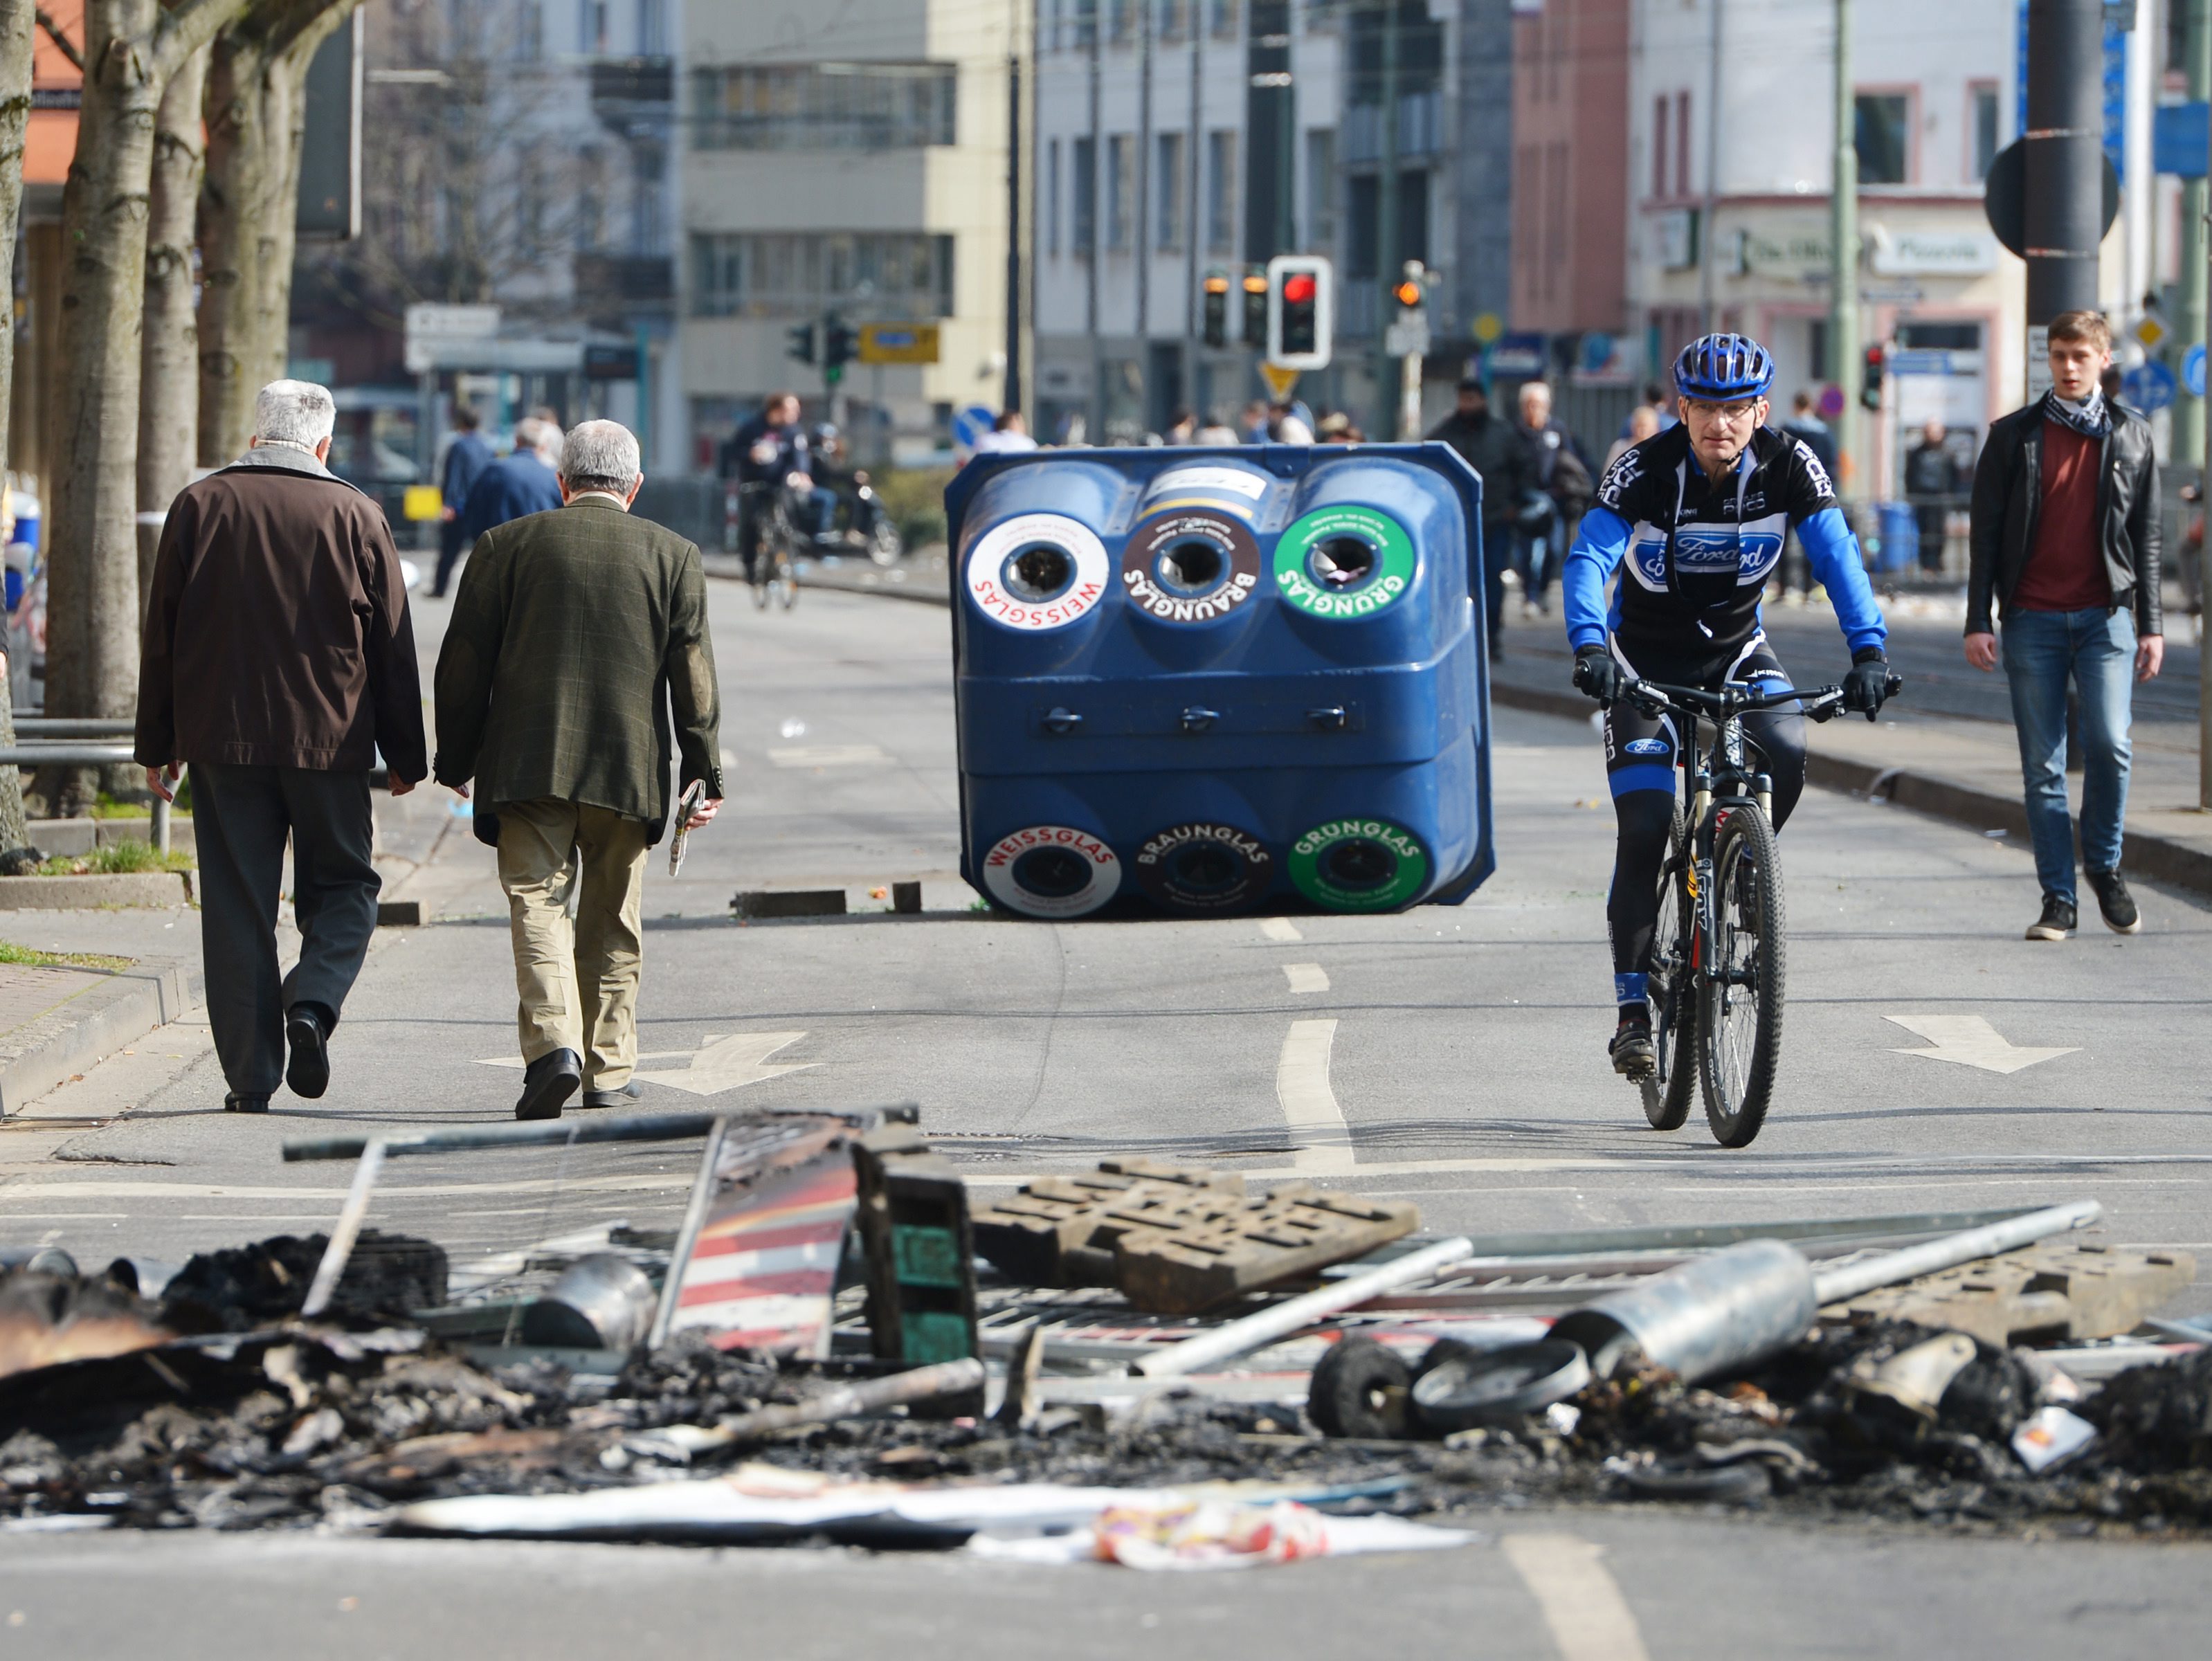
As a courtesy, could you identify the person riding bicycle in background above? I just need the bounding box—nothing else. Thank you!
[718,393,834,576]
[1560,332,1894,1078]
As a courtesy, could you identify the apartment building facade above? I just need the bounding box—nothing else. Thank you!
[1031,0,1514,442]
[678,0,1024,466]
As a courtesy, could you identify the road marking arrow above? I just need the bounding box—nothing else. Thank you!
[1884,1015,2079,1075]
[475,1031,816,1096]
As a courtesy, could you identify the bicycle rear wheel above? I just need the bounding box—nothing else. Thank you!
[1640,804,1698,1131]
[776,552,799,608]
[1699,805,1785,1147]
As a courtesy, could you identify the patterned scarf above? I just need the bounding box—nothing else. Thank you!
[2042,387,2110,439]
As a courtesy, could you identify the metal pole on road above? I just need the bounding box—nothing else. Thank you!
[2177,2,2209,478]
[1829,0,1859,499]
[2023,0,2106,324]
[1372,0,1401,442]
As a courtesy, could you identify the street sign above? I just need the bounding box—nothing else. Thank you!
[1485,332,1546,378]
[952,405,997,449]
[2185,344,2206,400]
[2134,315,2167,349]
[1258,362,1300,401]
[1982,139,2120,260]
[1816,384,1847,420]
[1471,311,1504,345]
[858,323,941,365]
[2122,360,2175,414]
[405,303,500,341]
[1384,317,1431,359]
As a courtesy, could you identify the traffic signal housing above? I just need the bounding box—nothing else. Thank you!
[1860,343,1887,412]
[824,316,857,385]
[1242,269,1269,348]
[1264,254,1333,370]
[1391,269,1426,314]
[786,322,817,365]
[1202,271,1230,350]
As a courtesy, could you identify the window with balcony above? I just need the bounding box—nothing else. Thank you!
[1651,95,1667,199]
[1210,0,1240,40]
[580,0,608,54]
[1073,136,1098,253]
[1156,132,1186,251]
[691,63,957,151]
[1109,0,1135,44]
[640,0,665,55]
[1073,0,1098,48]
[1046,137,1062,255]
[689,232,955,318]
[1675,91,1691,199]
[1159,0,1190,42]
[1856,91,1912,185]
[1304,127,1335,249]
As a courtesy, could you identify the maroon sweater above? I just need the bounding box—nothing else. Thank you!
[2012,422,2110,613]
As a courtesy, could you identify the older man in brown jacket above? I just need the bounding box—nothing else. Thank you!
[136,380,427,1112]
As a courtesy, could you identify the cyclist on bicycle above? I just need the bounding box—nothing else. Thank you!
[1561,333,1894,1078]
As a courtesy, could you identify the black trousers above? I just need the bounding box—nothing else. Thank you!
[193,763,381,1096]
[433,520,468,595]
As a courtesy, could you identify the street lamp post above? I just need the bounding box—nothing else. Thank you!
[1829,0,1858,500]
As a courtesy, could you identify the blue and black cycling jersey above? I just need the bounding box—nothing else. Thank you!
[1561,422,1887,660]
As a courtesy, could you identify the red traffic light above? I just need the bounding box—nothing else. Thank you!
[1283,273,1318,305]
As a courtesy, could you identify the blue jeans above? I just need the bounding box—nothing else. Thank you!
[2000,606,2135,904]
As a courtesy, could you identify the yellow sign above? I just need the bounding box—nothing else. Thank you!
[1259,362,1300,401]
[2134,315,2166,349]
[858,323,941,365]
[402,484,445,522]
[1472,311,1505,345]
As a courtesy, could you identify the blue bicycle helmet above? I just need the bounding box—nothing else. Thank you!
[1672,332,1775,402]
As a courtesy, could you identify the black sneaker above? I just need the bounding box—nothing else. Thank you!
[2086,870,2141,935]
[1609,1008,1656,1079]
[2025,895,2076,941]
[224,1092,269,1113]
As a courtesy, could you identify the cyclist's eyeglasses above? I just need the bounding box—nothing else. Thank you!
[1684,399,1763,426]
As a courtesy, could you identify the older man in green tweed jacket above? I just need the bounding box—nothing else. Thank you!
[434,419,724,1120]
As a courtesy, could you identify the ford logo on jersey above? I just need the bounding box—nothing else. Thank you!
[1631,535,1669,587]
[1622,738,1669,756]
[1671,528,1785,582]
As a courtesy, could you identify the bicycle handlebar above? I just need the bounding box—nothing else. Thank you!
[1620,675,1898,724]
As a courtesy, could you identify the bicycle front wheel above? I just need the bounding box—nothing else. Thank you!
[1699,805,1786,1147]
[1640,804,1698,1131]
[776,554,799,608]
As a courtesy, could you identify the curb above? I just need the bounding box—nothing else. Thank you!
[1488,678,2212,902]
[0,872,194,909]
[0,958,194,1115]
[797,566,952,607]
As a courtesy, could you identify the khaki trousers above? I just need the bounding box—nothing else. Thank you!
[496,799,649,1088]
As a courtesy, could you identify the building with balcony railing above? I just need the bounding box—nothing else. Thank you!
[678,2,1024,469]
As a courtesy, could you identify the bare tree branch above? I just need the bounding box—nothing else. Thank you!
[33,6,82,69]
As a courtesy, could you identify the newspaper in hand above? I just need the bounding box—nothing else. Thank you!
[669,780,707,875]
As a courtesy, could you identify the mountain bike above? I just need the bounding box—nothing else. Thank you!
[1624,671,1898,1147]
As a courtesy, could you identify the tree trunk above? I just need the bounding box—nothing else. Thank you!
[138,45,206,605]
[199,0,357,465]
[0,0,34,855]
[41,0,239,814]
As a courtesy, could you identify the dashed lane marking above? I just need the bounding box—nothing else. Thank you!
[1501,1534,1652,1661]
[1276,1018,1354,1174]
[768,744,892,768]
[1258,917,1303,942]
[475,1033,815,1097]
[1282,963,1330,995]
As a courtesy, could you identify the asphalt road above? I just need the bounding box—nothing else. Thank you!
[4,583,2209,1651]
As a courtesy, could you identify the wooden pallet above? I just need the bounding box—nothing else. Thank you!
[1113,1190,1421,1316]
[970,1161,1246,1288]
[1821,1240,2197,1347]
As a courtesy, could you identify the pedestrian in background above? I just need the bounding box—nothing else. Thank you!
[1604,402,1660,473]
[1965,310,2162,942]
[429,405,493,597]
[134,380,426,1113]
[455,415,564,551]
[434,420,723,1121]
[1905,419,1968,575]
[972,410,1040,456]
[1514,381,1590,617]
[1428,376,1534,658]
[1778,390,1841,603]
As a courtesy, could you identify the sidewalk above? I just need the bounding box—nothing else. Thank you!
[1487,598,2212,900]
[0,950,194,1115]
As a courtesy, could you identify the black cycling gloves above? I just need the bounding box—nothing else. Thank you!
[1842,648,1892,720]
[1572,644,1623,705]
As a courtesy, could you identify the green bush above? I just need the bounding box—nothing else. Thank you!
[871,466,954,552]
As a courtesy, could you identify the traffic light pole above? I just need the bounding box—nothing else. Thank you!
[1829,0,1859,500]
[2178,1,2209,480]
[2023,0,2105,324]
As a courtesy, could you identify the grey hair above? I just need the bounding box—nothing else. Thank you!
[560,419,642,495]
[513,416,564,460]
[253,379,337,449]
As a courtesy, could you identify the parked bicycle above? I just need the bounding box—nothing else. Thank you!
[1625,671,1901,1147]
